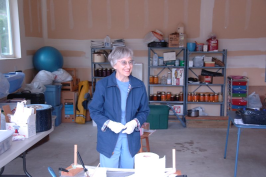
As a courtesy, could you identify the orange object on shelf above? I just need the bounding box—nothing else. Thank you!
[192,93,197,102]
[149,76,154,84]
[209,94,214,102]
[154,76,159,84]
[214,93,219,102]
[161,93,166,101]
[204,94,210,102]
[204,62,215,67]
[200,93,204,102]
[153,94,157,101]
[179,92,184,101]
[166,92,171,101]
[187,93,192,102]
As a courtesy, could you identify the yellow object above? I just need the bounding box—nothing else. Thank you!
[75,81,89,124]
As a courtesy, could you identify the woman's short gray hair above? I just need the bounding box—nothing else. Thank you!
[108,46,133,67]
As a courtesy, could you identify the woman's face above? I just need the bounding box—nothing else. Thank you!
[113,57,134,78]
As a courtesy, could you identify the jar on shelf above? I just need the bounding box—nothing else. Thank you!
[187,92,192,102]
[94,69,99,77]
[175,95,179,101]
[170,95,175,101]
[157,94,161,101]
[161,93,166,101]
[166,92,171,101]
[204,93,210,102]
[200,93,204,102]
[106,68,112,76]
[167,72,172,85]
[149,94,153,101]
[179,92,184,101]
[153,94,157,101]
[98,68,103,77]
[209,94,214,102]
[149,76,154,84]
[196,93,200,101]
[154,76,159,84]
[192,93,198,102]
[214,93,219,102]
[161,76,167,85]
[218,93,223,102]
[102,68,107,77]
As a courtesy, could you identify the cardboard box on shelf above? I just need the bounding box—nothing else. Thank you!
[163,52,176,61]
[172,105,183,115]
[168,33,179,47]
[198,75,212,83]
[172,68,184,86]
[212,76,224,84]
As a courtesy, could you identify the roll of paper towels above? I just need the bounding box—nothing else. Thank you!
[134,152,165,177]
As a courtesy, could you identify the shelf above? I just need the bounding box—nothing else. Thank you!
[91,47,112,50]
[187,50,225,54]
[149,66,185,68]
[92,62,110,64]
[188,67,225,69]
[187,101,223,105]
[149,101,184,104]
[149,84,184,87]
[149,47,185,50]
[187,83,224,86]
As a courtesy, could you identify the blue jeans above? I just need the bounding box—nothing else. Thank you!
[100,134,134,169]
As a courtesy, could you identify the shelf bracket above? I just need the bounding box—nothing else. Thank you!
[167,104,186,127]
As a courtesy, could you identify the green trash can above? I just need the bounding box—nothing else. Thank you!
[146,105,170,129]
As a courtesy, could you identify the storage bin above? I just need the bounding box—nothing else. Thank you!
[232,85,247,90]
[232,88,246,94]
[4,72,25,93]
[146,105,170,129]
[231,93,247,97]
[231,105,247,109]
[44,84,62,107]
[232,99,247,105]
[52,104,63,127]
[232,81,247,86]
[237,109,266,125]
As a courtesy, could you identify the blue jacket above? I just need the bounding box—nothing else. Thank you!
[88,72,150,158]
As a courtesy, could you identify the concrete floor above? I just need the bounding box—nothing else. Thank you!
[2,121,266,177]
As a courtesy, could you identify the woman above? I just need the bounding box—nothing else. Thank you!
[89,46,150,169]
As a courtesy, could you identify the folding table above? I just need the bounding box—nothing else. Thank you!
[224,110,266,177]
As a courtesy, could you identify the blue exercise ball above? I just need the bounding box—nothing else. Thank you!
[33,46,63,72]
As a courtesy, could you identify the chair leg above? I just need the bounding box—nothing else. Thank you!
[145,137,150,152]
[139,138,143,153]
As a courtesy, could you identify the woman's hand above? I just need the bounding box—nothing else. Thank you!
[107,120,126,134]
[122,120,137,134]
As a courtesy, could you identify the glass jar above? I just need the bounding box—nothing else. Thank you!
[204,94,210,102]
[170,95,175,101]
[102,68,107,77]
[200,93,204,102]
[196,93,200,101]
[153,94,157,101]
[166,92,171,101]
[157,94,161,101]
[179,92,184,101]
[149,76,154,84]
[157,91,162,95]
[214,93,219,102]
[161,93,166,101]
[98,68,103,77]
[161,75,167,85]
[167,72,172,85]
[149,94,153,101]
[187,92,192,102]
[107,68,112,76]
[94,68,99,77]
[175,95,179,101]
[154,76,159,84]
[218,93,223,102]
[209,94,214,102]
[192,93,197,102]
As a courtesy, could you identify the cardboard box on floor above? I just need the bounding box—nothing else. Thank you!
[61,91,91,123]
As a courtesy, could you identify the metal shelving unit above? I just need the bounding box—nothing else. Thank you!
[148,47,187,127]
[186,49,227,116]
[90,47,112,97]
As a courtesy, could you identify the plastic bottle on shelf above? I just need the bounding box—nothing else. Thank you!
[104,35,111,48]
[153,54,158,66]
[167,72,172,85]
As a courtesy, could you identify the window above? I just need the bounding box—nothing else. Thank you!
[0,0,13,57]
